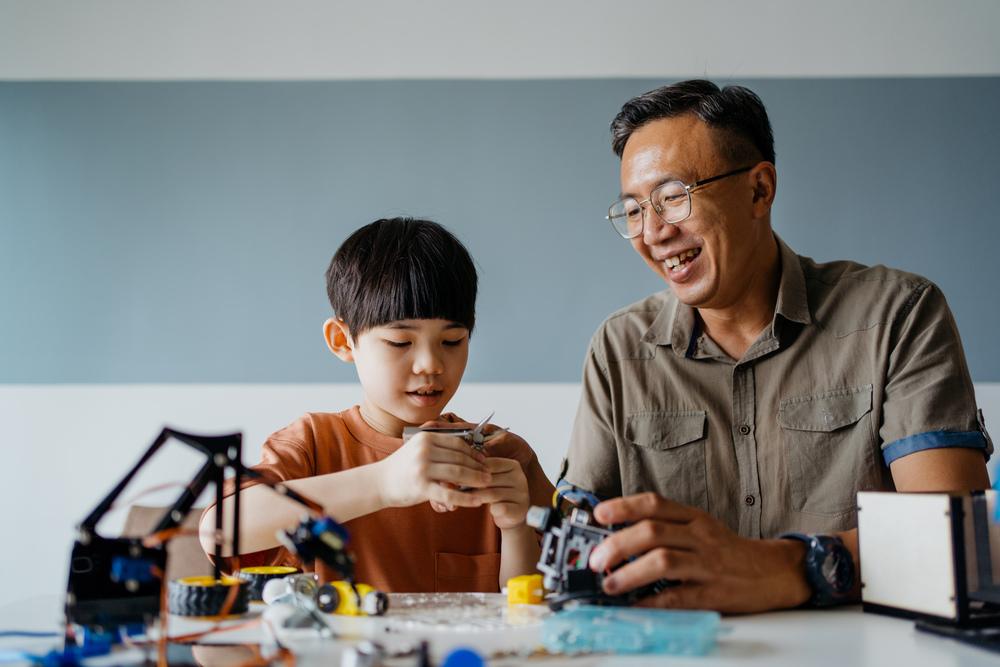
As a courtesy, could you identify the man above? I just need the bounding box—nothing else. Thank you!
[564,80,992,613]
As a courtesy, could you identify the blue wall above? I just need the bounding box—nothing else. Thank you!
[2,78,998,383]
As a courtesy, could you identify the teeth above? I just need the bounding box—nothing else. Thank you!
[665,248,700,269]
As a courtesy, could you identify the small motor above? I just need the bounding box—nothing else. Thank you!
[262,573,388,617]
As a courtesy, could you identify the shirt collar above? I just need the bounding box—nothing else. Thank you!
[642,233,812,354]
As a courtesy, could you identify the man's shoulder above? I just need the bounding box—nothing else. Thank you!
[589,291,673,360]
[797,253,939,330]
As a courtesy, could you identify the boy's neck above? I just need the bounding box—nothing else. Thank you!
[359,399,434,439]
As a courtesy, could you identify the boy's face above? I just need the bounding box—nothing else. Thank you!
[325,318,470,435]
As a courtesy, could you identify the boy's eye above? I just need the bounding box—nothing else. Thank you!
[384,340,411,348]
[442,337,467,347]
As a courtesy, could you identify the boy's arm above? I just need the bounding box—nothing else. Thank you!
[475,449,555,588]
[499,524,542,586]
[199,431,493,558]
[198,462,386,557]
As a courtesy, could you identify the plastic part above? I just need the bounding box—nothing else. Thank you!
[316,581,388,616]
[237,565,300,601]
[507,574,545,605]
[168,576,249,617]
[542,606,721,655]
[441,646,484,667]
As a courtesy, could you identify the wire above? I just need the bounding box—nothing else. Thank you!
[0,631,60,638]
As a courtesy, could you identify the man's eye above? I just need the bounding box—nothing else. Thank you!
[384,340,410,348]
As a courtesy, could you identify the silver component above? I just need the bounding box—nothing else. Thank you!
[125,579,139,593]
[341,640,386,667]
[214,452,228,467]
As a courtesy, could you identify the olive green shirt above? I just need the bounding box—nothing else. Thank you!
[565,235,992,536]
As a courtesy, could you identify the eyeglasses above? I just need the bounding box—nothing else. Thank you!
[606,166,753,239]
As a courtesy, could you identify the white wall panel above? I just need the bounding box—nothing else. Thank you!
[1,0,998,80]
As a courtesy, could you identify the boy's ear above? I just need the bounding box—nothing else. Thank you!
[323,318,355,363]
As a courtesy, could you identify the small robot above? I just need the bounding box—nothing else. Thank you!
[527,482,670,610]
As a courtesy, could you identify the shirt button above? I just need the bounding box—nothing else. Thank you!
[745,495,756,506]
[739,424,751,435]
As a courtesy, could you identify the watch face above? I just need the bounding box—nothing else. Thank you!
[821,551,837,583]
[819,543,853,594]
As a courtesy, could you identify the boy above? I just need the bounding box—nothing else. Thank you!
[199,217,553,592]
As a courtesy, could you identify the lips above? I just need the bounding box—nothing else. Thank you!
[406,388,443,406]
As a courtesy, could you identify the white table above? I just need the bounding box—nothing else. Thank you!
[1,594,997,666]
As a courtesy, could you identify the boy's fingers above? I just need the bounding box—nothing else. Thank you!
[428,447,487,470]
[430,486,485,509]
[484,457,523,475]
[426,463,492,488]
[423,433,487,462]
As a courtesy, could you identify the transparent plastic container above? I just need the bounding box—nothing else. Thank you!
[542,605,722,656]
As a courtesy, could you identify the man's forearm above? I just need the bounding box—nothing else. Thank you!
[198,462,387,557]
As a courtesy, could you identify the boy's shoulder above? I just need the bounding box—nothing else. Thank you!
[266,410,356,447]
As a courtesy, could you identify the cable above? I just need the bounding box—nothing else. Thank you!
[0,631,60,639]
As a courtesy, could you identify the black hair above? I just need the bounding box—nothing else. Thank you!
[610,79,775,166]
[325,217,478,336]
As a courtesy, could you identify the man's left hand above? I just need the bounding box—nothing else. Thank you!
[588,492,812,613]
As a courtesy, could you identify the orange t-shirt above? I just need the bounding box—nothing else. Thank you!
[216,406,553,592]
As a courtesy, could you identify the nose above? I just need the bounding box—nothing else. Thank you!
[641,204,678,246]
[412,343,444,376]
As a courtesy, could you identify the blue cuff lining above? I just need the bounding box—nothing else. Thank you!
[882,430,987,465]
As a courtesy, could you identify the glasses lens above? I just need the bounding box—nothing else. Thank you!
[608,198,643,238]
[651,181,689,224]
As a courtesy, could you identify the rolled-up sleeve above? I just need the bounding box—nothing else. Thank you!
[880,281,992,465]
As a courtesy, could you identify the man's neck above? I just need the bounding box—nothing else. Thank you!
[698,236,781,362]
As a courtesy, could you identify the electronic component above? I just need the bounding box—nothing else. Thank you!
[527,482,671,610]
[506,574,545,605]
[64,427,356,652]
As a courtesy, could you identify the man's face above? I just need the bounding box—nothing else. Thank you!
[350,319,470,434]
[619,114,772,310]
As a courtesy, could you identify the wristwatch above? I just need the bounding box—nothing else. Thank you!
[779,533,855,607]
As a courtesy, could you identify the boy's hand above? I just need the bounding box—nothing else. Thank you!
[375,432,492,510]
[474,457,531,530]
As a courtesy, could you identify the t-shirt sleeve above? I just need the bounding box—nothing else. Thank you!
[880,282,993,464]
[563,332,623,499]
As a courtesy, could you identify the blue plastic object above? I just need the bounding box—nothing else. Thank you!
[441,647,484,667]
[109,556,156,584]
[543,606,721,655]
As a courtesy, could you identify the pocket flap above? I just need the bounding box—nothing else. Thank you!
[626,410,706,451]
[778,385,873,432]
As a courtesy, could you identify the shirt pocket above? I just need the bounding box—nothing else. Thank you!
[778,385,875,517]
[434,552,501,593]
[623,410,708,511]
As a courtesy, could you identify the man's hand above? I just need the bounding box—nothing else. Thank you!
[588,492,812,613]
[375,432,492,510]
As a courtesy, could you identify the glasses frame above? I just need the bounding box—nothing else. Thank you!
[606,165,754,239]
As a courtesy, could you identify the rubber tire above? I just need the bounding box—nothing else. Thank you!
[168,579,249,617]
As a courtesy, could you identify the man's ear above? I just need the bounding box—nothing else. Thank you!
[323,318,355,363]
[749,162,777,218]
